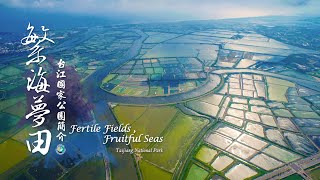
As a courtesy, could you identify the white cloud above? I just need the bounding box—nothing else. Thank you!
[1,0,319,20]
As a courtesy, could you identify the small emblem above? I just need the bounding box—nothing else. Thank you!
[55,144,66,155]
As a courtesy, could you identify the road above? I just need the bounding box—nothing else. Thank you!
[256,153,320,180]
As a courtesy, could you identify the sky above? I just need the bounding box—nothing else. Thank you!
[1,0,319,21]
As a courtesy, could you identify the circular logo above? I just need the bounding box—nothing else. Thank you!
[56,144,66,155]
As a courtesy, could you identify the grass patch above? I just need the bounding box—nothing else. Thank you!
[113,105,147,125]
[309,168,320,180]
[0,113,20,133]
[3,101,26,118]
[139,160,172,180]
[0,96,25,111]
[195,145,218,164]
[185,164,209,180]
[0,139,29,174]
[143,112,209,172]
[131,106,177,148]
[266,77,295,87]
[102,73,117,84]
[11,126,35,143]
[267,84,289,102]
[291,111,320,119]
[0,66,23,76]
[66,156,105,179]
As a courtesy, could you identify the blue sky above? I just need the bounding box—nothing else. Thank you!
[1,0,319,21]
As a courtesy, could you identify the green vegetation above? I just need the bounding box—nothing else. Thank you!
[266,77,295,102]
[102,73,117,84]
[0,96,25,111]
[113,105,147,125]
[149,86,164,96]
[11,126,34,143]
[66,156,105,179]
[185,164,209,180]
[309,167,320,180]
[267,84,289,102]
[108,142,139,180]
[99,56,206,97]
[262,145,301,163]
[113,104,209,174]
[273,109,294,117]
[291,111,320,119]
[2,19,320,180]
[186,100,220,117]
[130,106,177,148]
[114,105,177,149]
[195,145,218,164]
[145,68,154,74]
[266,77,295,87]
[0,66,23,76]
[144,112,209,172]
[0,139,30,174]
[139,160,172,180]
[283,174,304,180]
[0,113,20,133]
[2,101,26,118]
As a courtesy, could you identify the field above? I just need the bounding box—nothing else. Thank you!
[113,105,147,125]
[113,104,209,175]
[139,160,172,180]
[107,141,139,180]
[0,139,30,174]
[266,77,295,102]
[185,164,209,180]
[131,106,177,139]
[66,156,106,179]
[308,167,320,180]
[0,96,25,111]
[0,113,21,136]
[143,111,209,172]
[225,164,257,180]
[195,145,218,164]
[2,100,26,118]
[1,15,320,180]
[113,105,178,149]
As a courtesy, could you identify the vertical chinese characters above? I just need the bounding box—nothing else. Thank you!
[21,23,54,155]
[56,59,67,142]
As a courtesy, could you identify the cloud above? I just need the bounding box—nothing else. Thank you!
[1,0,58,8]
[286,0,311,6]
[1,0,320,21]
